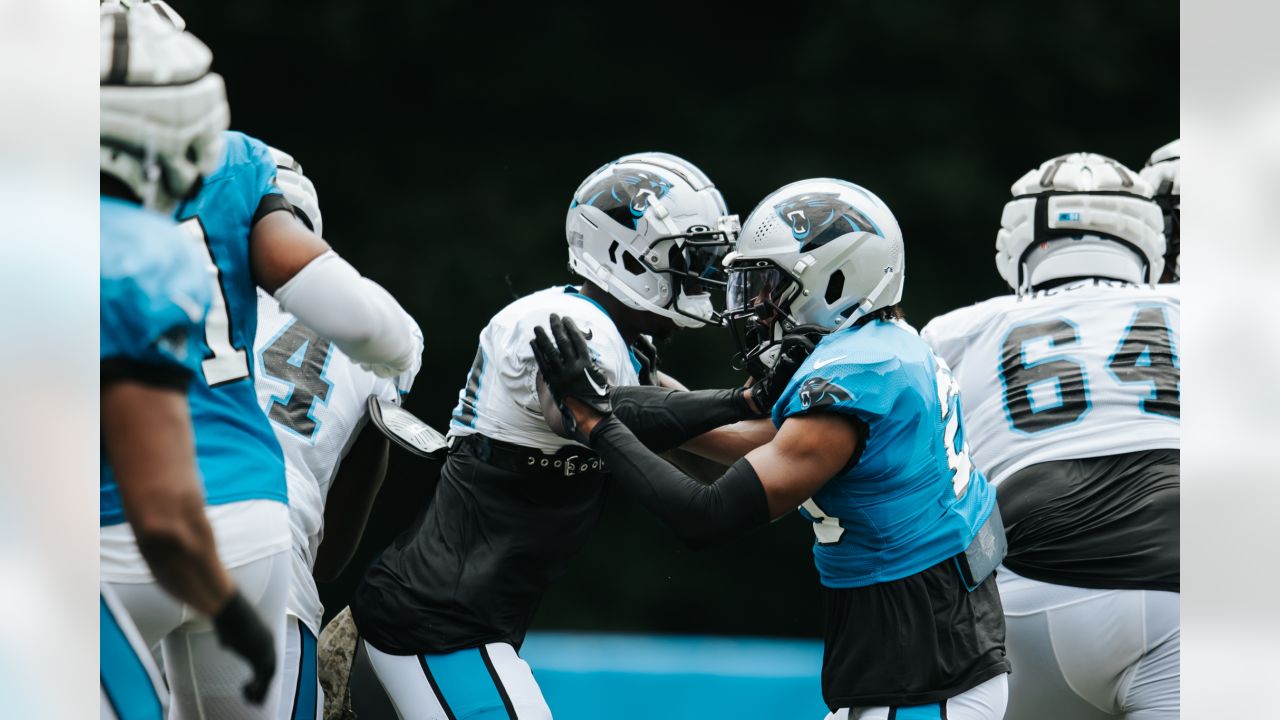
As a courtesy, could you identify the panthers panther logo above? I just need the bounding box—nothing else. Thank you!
[773,192,880,252]
[573,169,674,230]
[798,376,853,410]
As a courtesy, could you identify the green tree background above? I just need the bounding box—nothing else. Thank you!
[178,1,1177,637]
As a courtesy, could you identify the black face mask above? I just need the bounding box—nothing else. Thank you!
[723,260,799,378]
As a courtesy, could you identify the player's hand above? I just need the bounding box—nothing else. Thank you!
[631,334,660,386]
[530,314,612,440]
[212,590,277,705]
[747,332,819,416]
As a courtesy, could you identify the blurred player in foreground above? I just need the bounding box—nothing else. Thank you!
[252,148,423,720]
[100,5,422,717]
[101,146,276,720]
[99,9,276,716]
[922,152,1178,720]
[533,178,1010,719]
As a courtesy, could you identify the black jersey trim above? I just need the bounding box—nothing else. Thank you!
[416,655,458,720]
[252,193,294,227]
[101,357,193,391]
[479,646,518,719]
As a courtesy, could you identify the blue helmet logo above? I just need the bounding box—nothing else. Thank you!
[573,169,674,229]
[774,192,880,252]
[798,376,852,410]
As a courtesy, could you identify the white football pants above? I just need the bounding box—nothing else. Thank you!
[998,566,1180,720]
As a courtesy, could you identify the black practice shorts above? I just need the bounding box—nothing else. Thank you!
[998,448,1179,592]
[821,558,1010,709]
[352,438,607,655]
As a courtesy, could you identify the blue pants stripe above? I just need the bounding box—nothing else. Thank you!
[421,647,514,719]
[891,702,945,720]
[291,619,318,720]
[100,594,164,720]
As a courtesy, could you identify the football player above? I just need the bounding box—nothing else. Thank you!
[100,7,422,718]
[921,153,1178,720]
[102,124,277,720]
[1140,139,1180,284]
[532,178,1010,720]
[252,148,423,720]
[348,153,788,719]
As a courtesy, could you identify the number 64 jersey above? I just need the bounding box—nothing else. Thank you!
[921,280,1180,487]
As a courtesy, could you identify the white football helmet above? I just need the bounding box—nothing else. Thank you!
[723,178,905,372]
[566,152,739,328]
[100,5,229,212]
[268,146,323,237]
[1140,139,1180,282]
[996,152,1165,293]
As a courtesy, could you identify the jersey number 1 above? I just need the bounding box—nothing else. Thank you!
[179,218,250,386]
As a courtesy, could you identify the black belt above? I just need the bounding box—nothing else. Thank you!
[449,433,606,478]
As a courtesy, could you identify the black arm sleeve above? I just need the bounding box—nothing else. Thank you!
[609,385,758,453]
[590,414,770,548]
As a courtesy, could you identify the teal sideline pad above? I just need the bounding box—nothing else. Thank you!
[520,633,828,719]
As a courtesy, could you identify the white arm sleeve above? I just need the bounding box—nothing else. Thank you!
[272,251,422,378]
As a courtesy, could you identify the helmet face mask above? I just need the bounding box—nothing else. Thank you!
[566,153,738,328]
[723,259,803,375]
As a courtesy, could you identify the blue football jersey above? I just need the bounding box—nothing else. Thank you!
[101,197,212,526]
[170,130,290,508]
[771,319,997,589]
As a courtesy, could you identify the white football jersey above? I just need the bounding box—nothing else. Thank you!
[922,280,1179,486]
[253,292,416,634]
[448,285,641,452]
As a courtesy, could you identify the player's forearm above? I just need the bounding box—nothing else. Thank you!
[610,385,759,453]
[680,419,778,465]
[273,251,420,376]
[135,510,236,617]
[104,383,236,617]
[587,414,770,548]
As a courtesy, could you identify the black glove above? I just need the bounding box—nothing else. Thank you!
[530,314,613,440]
[213,590,277,705]
[748,332,818,415]
[631,334,660,386]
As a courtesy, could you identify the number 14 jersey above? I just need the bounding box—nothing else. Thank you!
[922,280,1180,486]
[253,292,409,634]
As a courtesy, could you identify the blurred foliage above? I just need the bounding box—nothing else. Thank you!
[177,1,1176,638]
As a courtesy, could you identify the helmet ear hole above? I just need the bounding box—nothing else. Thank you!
[622,252,646,276]
[825,270,845,305]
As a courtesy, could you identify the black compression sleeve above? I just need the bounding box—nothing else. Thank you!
[590,414,770,548]
[610,385,758,453]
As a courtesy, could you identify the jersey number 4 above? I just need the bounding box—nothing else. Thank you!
[260,320,335,442]
[179,218,250,386]
[999,307,1179,434]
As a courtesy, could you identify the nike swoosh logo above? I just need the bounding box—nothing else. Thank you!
[812,356,846,369]
[584,368,608,395]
